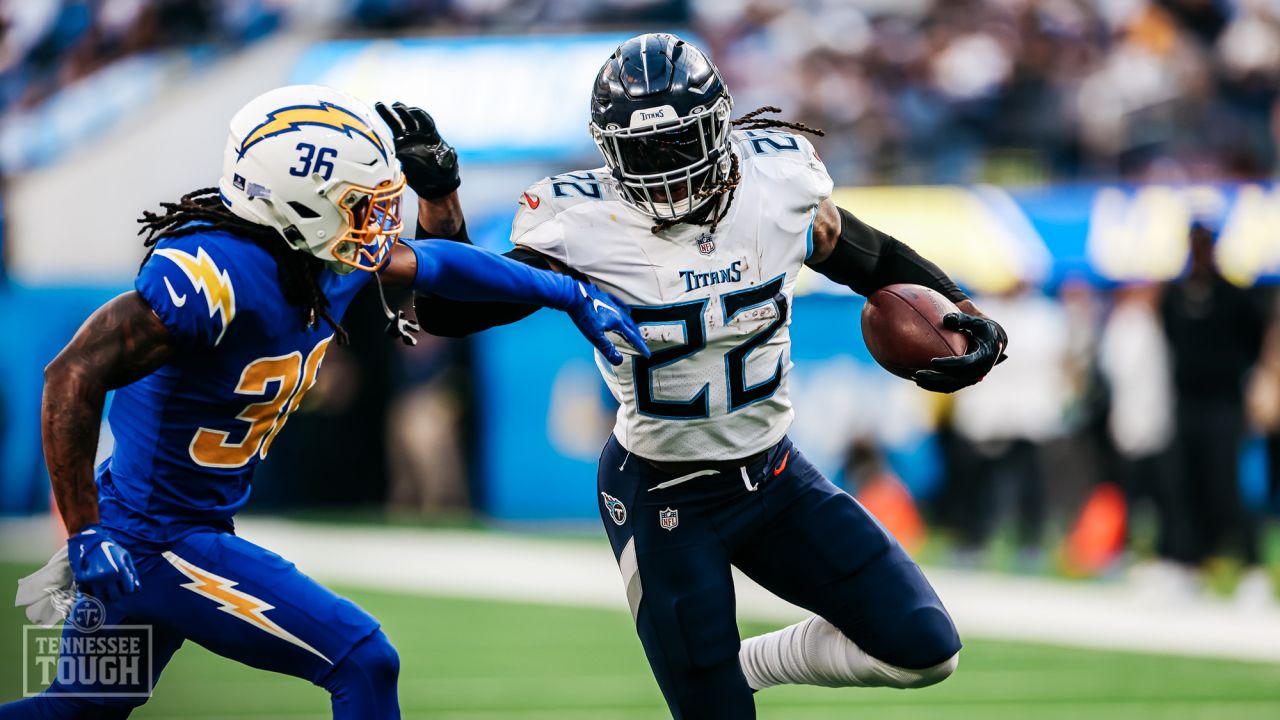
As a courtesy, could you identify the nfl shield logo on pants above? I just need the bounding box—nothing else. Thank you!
[659,508,679,531]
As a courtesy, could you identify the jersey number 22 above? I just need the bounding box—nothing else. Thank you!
[632,276,788,419]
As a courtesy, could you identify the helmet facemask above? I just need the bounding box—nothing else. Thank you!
[593,95,733,221]
[327,175,406,273]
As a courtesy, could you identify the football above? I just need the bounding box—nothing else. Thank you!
[861,283,969,379]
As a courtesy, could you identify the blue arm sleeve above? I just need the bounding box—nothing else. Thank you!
[404,239,577,310]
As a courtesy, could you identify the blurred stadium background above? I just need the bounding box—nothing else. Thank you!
[3,0,1280,717]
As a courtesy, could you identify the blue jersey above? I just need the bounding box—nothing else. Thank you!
[99,229,371,545]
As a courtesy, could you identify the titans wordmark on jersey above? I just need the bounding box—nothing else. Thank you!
[512,129,833,462]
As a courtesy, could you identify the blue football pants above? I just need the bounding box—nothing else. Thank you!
[0,530,398,719]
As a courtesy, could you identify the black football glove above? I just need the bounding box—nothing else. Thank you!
[912,313,1008,394]
[374,101,460,200]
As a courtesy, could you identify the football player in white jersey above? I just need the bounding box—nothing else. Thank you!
[413,34,1006,719]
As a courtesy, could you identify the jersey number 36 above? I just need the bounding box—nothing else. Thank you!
[189,338,331,468]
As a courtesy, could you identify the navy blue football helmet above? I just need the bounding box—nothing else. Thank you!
[590,33,733,221]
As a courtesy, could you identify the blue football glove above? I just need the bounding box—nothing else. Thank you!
[565,282,650,366]
[67,524,140,603]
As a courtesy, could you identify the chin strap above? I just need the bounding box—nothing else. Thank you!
[373,271,421,345]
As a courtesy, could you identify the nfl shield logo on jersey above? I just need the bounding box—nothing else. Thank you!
[601,492,627,525]
[696,233,715,256]
[659,507,679,531]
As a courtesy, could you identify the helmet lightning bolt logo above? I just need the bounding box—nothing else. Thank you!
[237,101,386,162]
[154,247,236,345]
[163,551,331,664]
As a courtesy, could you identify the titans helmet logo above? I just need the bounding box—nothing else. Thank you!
[237,101,387,162]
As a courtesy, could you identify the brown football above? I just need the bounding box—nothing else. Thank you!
[861,284,969,379]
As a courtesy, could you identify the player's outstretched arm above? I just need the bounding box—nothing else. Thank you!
[806,199,1007,392]
[42,291,171,599]
[411,246,578,337]
[381,240,648,364]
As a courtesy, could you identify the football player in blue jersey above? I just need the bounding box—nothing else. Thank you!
[0,84,647,720]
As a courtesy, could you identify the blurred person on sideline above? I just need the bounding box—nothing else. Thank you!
[1044,277,1109,527]
[1097,284,1188,594]
[950,282,1069,568]
[1250,289,1280,517]
[839,438,926,556]
[386,308,469,514]
[1161,222,1269,606]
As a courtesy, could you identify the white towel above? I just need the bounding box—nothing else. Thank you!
[15,545,76,627]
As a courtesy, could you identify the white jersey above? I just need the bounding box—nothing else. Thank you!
[512,129,833,462]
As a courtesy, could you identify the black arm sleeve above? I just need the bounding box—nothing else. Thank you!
[807,206,967,304]
[413,247,551,337]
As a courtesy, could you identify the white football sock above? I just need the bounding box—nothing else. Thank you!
[739,615,957,691]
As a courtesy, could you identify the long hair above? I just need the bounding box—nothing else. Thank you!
[650,106,826,234]
[138,188,348,344]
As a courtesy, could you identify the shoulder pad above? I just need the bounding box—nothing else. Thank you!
[136,233,241,346]
[511,169,619,239]
[732,129,832,207]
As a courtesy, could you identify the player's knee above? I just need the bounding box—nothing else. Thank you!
[885,606,961,671]
[880,651,958,689]
[838,605,959,690]
[325,630,400,697]
[352,630,400,686]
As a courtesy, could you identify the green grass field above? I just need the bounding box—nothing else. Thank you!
[3,562,1280,719]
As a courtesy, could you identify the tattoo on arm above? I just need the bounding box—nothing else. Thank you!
[417,193,466,239]
[42,292,176,533]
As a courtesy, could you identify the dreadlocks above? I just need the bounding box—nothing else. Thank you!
[138,187,349,345]
[650,106,825,235]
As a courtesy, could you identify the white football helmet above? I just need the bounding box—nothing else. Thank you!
[218,84,405,273]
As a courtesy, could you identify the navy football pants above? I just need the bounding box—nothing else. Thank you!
[597,435,959,719]
[0,531,398,719]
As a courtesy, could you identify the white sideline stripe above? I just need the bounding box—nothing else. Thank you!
[4,516,1280,663]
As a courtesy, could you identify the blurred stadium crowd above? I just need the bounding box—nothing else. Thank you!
[1,0,1278,602]
[7,0,1280,181]
[7,0,1280,179]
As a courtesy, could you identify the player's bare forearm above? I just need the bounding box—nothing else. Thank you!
[417,191,466,240]
[806,199,842,264]
[42,292,175,533]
